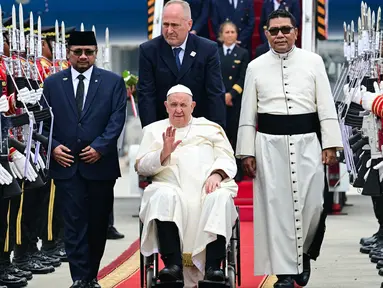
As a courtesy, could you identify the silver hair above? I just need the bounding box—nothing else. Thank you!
[164,0,192,20]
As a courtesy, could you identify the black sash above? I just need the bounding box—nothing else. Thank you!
[257,113,320,136]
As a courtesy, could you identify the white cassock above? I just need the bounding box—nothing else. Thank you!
[136,117,238,287]
[236,47,343,275]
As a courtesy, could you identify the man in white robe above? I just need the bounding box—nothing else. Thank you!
[136,84,238,287]
[235,9,343,288]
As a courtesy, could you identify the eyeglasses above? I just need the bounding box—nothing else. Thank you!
[268,26,294,36]
[70,49,97,56]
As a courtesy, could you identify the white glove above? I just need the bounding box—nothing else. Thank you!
[10,151,38,182]
[345,84,366,105]
[17,87,33,104]
[374,161,383,182]
[0,163,13,185]
[0,95,9,113]
[373,81,383,94]
[364,158,371,181]
[30,152,46,171]
[9,162,22,179]
[361,91,378,111]
[34,88,43,102]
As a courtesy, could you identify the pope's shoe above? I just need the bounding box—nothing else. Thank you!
[158,264,183,282]
[274,276,294,288]
[293,254,311,286]
[204,267,225,282]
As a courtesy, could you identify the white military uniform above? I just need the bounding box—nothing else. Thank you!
[137,117,238,287]
[236,47,343,275]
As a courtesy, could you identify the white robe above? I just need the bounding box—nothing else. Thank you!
[136,117,238,287]
[236,47,343,275]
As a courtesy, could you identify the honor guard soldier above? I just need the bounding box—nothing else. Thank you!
[0,15,31,288]
[217,20,249,180]
[211,0,255,58]
[259,0,301,44]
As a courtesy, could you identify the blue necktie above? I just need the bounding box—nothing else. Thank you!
[173,47,182,71]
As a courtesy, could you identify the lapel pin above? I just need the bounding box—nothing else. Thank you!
[63,77,68,81]
[234,53,237,57]
[190,51,196,57]
[95,79,98,83]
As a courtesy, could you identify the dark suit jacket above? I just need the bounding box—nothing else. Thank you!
[219,45,249,100]
[254,42,270,58]
[187,0,211,38]
[43,66,127,180]
[211,0,255,49]
[259,0,301,43]
[137,33,226,128]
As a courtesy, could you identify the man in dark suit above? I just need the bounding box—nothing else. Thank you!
[254,42,270,58]
[188,0,211,39]
[138,0,226,128]
[259,0,301,44]
[210,0,255,58]
[43,31,127,288]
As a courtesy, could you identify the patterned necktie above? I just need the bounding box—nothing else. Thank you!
[173,47,182,71]
[76,74,85,116]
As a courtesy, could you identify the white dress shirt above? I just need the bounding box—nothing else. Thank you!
[229,0,238,9]
[223,43,236,56]
[71,65,93,109]
[274,0,281,10]
[172,34,188,65]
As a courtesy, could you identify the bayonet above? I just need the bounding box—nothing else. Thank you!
[61,21,66,64]
[80,23,84,32]
[37,16,42,58]
[0,5,3,55]
[19,3,25,53]
[29,12,34,57]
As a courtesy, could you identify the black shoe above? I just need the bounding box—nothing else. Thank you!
[13,255,55,274]
[89,278,101,288]
[377,260,383,269]
[70,280,89,288]
[0,272,28,288]
[371,253,383,263]
[158,264,183,282]
[6,263,33,281]
[107,226,125,240]
[43,246,68,262]
[274,276,294,288]
[379,268,383,277]
[360,233,378,246]
[204,267,225,282]
[293,254,311,286]
[31,251,61,267]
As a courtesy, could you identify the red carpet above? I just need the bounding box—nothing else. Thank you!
[98,221,272,287]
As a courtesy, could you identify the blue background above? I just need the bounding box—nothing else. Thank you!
[327,0,382,39]
[1,0,148,43]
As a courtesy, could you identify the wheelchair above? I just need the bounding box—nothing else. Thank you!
[139,207,242,288]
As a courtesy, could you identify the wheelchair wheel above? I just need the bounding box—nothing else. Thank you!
[228,265,236,288]
[146,267,154,288]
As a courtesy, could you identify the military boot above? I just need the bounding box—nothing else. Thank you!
[0,260,28,288]
[13,254,55,274]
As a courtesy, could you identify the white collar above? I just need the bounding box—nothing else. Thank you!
[270,45,296,59]
[223,43,236,52]
[172,34,188,51]
[71,65,94,81]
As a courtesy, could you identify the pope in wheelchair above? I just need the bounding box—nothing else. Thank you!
[135,84,239,287]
